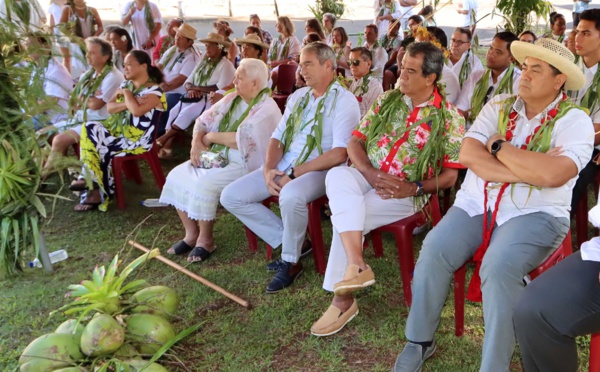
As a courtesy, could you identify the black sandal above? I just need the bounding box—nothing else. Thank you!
[187,247,213,263]
[167,240,193,255]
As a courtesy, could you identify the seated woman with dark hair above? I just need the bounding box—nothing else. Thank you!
[107,27,134,73]
[70,50,166,211]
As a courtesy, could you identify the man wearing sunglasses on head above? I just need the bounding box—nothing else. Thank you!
[347,47,383,118]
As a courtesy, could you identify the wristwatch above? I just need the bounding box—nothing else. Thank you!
[414,181,424,197]
[491,139,506,157]
[286,167,296,180]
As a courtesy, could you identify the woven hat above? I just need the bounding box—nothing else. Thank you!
[234,33,270,51]
[511,38,585,91]
[199,32,231,48]
[176,23,197,41]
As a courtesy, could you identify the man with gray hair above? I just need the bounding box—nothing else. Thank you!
[221,43,360,293]
[310,42,465,337]
[322,13,336,46]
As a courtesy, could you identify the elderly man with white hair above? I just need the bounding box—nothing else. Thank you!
[159,59,282,263]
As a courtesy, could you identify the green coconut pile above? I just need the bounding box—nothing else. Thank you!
[18,249,199,371]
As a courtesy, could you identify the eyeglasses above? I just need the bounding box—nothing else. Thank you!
[349,59,362,66]
[450,38,470,46]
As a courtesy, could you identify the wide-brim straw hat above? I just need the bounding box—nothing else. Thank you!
[234,33,270,51]
[176,23,197,40]
[511,38,585,91]
[199,32,231,48]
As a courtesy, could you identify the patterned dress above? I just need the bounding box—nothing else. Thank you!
[79,83,166,211]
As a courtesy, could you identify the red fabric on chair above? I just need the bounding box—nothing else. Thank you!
[272,64,297,114]
[244,195,329,275]
[591,333,600,372]
[367,194,442,307]
[112,112,165,209]
[453,230,573,337]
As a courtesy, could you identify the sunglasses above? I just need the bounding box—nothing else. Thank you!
[349,59,362,66]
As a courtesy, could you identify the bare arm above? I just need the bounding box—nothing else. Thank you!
[122,90,161,117]
[459,137,523,183]
[91,8,103,36]
[263,138,286,195]
[86,96,106,110]
[121,5,135,25]
[160,74,187,93]
[203,132,237,149]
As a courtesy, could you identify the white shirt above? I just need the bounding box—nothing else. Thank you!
[349,74,383,118]
[185,56,236,90]
[363,42,388,78]
[159,46,200,95]
[271,81,361,171]
[121,1,162,54]
[268,35,302,61]
[75,67,125,122]
[42,58,72,123]
[456,66,522,112]
[0,0,46,29]
[373,0,402,38]
[47,2,63,35]
[448,50,485,88]
[582,205,600,262]
[460,0,478,28]
[455,93,594,225]
[570,58,600,124]
[440,65,461,105]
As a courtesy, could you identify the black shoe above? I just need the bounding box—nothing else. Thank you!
[266,258,284,272]
[266,261,303,293]
[266,240,312,271]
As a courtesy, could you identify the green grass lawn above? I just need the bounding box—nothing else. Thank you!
[0,152,592,371]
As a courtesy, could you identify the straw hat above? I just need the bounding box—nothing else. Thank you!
[234,33,270,51]
[511,38,585,91]
[199,32,231,48]
[176,23,197,41]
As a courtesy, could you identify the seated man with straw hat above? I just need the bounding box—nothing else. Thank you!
[156,23,201,139]
[393,38,593,372]
[156,32,235,158]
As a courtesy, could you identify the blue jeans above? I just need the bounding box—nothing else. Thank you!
[405,206,569,372]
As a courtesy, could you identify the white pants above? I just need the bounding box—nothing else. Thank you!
[322,167,417,291]
[166,95,211,131]
[220,167,327,263]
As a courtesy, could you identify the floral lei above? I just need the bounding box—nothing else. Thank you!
[352,71,374,97]
[192,57,221,86]
[269,35,290,62]
[579,60,600,116]
[159,36,174,58]
[469,64,516,123]
[210,87,271,156]
[69,64,112,122]
[458,49,472,89]
[279,81,340,165]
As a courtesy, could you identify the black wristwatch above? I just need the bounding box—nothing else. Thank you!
[286,167,296,180]
[491,139,506,157]
[414,181,424,197]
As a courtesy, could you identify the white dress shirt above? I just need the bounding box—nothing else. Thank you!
[456,66,522,112]
[455,93,594,225]
[159,46,200,95]
[271,81,361,171]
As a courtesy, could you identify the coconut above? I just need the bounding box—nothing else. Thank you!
[125,314,175,354]
[131,286,179,320]
[80,314,125,357]
[55,319,85,341]
[19,333,83,372]
[120,359,168,372]
[113,343,140,358]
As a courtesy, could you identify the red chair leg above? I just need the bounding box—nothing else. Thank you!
[370,230,384,257]
[307,197,327,275]
[576,194,589,248]
[123,160,143,184]
[245,227,258,252]
[591,333,600,372]
[454,265,466,336]
[147,150,166,189]
[396,224,416,307]
[113,158,126,209]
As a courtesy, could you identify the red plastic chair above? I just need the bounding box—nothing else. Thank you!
[367,195,442,307]
[272,64,297,113]
[574,170,600,248]
[244,195,328,275]
[453,230,573,337]
[591,333,600,372]
[112,112,166,209]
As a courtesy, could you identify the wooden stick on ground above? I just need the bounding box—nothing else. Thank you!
[129,240,250,309]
